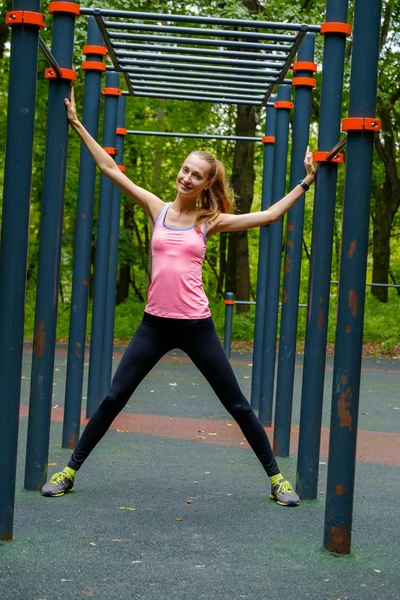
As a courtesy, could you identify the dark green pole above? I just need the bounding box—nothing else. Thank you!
[296,0,350,500]
[101,95,127,395]
[250,100,276,410]
[24,1,77,491]
[0,0,42,541]
[259,84,292,426]
[324,0,382,555]
[273,33,315,456]
[62,17,105,449]
[223,293,235,358]
[86,71,120,418]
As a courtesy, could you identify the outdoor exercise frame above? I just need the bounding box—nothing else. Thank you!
[0,0,382,558]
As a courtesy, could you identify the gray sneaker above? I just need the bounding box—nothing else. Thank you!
[42,471,74,497]
[270,478,299,506]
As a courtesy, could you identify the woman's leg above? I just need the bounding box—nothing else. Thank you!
[180,318,280,477]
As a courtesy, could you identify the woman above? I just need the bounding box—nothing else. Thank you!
[42,89,316,506]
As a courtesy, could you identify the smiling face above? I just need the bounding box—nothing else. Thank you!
[176,154,214,202]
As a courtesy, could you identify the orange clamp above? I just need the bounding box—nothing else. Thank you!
[262,136,275,144]
[224,299,235,305]
[116,128,128,135]
[313,151,344,164]
[81,61,106,72]
[49,2,81,16]
[45,67,76,81]
[6,10,46,28]
[320,22,352,36]
[292,77,317,87]
[292,61,318,73]
[103,147,118,156]
[102,88,123,96]
[274,101,294,110]
[118,165,126,172]
[82,45,107,56]
[342,117,381,133]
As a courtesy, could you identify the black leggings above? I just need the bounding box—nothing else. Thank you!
[68,313,280,477]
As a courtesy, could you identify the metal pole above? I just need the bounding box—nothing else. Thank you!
[24,1,77,491]
[259,84,292,426]
[62,17,105,449]
[324,0,382,555]
[273,33,315,456]
[101,95,127,396]
[0,0,42,541]
[250,101,277,410]
[296,0,350,500]
[86,71,120,418]
[223,293,235,358]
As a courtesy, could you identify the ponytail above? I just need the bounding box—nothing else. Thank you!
[189,151,234,230]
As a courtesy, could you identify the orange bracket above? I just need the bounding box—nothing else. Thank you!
[6,10,46,28]
[292,77,317,87]
[116,128,128,135]
[81,61,106,71]
[45,67,76,81]
[320,22,352,36]
[118,165,126,172]
[342,117,381,132]
[313,151,344,163]
[49,2,81,16]
[103,147,118,156]
[274,101,294,110]
[292,61,318,73]
[262,136,275,144]
[82,45,107,56]
[102,88,123,96]
[224,299,235,305]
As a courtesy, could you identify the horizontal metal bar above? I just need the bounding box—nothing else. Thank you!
[80,8,321,32]
[39,36,62,76]
[108,31,293,52]
[118,60,282,77]
[127,130,264,142]
[103,21,299,42]
[129,73,273,91]
[131,80,269,96]
[131,85,264,101]
[234,300,308,307]
[128,90,262,105]
[114,65,292,84]
[112,42,288,62]
[115,50,286,69]
[331,280,400,289]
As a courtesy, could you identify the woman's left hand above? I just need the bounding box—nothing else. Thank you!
[304,145,317,179]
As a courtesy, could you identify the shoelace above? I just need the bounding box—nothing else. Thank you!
[49,472,70,484]
[276,480,293,494]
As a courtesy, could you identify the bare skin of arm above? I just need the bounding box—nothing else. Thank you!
[65,88,164,225]
[207,147,317,236]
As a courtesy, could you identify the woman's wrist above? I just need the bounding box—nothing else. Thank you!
[304,172,316,186]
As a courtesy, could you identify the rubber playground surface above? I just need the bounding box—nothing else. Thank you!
[1,344,399,599]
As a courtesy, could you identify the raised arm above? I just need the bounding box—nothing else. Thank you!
[65,88,164,222]
[208,146,317,235]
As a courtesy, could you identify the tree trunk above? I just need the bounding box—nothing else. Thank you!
[372,184,394,303]
[231,104,257,313]
[116,202,134,304]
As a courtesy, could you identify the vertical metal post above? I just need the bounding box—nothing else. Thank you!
[101,95,127,396]
[273,34,315,456]
[86,71,120,418]
[324,0,382,555]
[0,0,42,541]
[62,17,105,449]
[250,100,277,410]
[259,84,292,426]
[223,293,235,358]
[24,1,77,491]
[296,0,350,499]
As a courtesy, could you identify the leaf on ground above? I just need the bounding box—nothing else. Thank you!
[48,462,57,466]
[198,430,204,433]
[394,407,399,410]
[88,542,96,546]
[113,539,130,542]
[169,382,178,386]
[227,423,233,427]
[193,481,199,484]
[243,376,249,379]
[175,517,183,521]
[119,506,136,511]
[374,569,381,573]
[186,499,192,504]
[53,405,58,409]
[208,433,217,436]
[60,579,73,582]
[197,436,206,439]
[203,472,211,475]
[117,429,130,433]
[131,560,142,564]
[319,461,327,465]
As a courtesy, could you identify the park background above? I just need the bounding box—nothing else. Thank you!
[0,0,399,354]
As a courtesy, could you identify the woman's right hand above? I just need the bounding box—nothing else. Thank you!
[64,87,78,124]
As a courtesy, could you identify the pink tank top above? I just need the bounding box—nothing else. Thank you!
[145,204,211,319]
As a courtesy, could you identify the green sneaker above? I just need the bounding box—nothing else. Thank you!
[42,470,74,497]
[270,478,299,506]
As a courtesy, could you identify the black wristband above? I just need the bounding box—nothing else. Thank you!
[299,179,310,191]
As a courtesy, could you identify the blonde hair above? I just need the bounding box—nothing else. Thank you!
[189,151,234,229]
